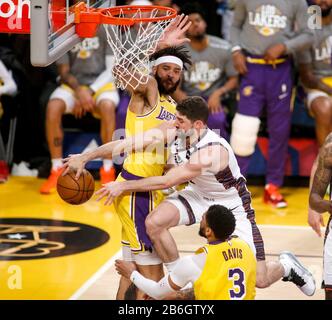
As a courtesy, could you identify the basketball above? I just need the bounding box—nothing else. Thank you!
[56,169,95,205]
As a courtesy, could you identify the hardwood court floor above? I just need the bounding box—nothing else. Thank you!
[0,177,328,300]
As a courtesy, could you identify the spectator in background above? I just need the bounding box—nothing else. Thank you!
[230,0,313,208]
[298,0,332,148]
[40,27,119,194]
[217,0,236,41]
[0,34,59,178]
[0,58,17,183]
[172,2,238,139]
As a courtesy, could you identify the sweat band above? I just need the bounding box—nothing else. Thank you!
[154,56,183,69]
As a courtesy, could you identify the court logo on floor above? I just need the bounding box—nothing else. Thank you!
[0,218,110,260]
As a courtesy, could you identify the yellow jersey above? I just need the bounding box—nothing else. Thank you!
[321,77,332,88]
[194,238,256,300]
[123,93,176,177]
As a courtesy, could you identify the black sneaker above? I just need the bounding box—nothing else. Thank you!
[280,251,316,296]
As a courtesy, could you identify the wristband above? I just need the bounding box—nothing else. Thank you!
[231,45,242,53]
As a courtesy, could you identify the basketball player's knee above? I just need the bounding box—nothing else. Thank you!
[313,100,332,123]
[145,214,163,238]
[230,113,260,156]
[98,100,116,116]
[46,99,65,121]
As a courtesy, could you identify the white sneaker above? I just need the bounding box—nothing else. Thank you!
[279,251,316,296]
[11,161,38,177]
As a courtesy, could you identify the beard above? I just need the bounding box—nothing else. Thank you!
[191,32,205,41]
[155,73,180,95]
[199,226,206,238]
[175,128,195,143]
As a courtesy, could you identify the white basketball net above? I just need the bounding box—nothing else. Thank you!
[103,8,175,90]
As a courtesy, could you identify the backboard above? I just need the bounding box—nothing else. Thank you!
[30,0,116,67]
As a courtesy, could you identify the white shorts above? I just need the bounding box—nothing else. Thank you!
[164,187,265,261]
[306,89,330,112]
[323,216,332,289]
[49,84,120,114]
[122,245,162,266]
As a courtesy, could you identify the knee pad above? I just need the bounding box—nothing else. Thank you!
[230,113,260,156]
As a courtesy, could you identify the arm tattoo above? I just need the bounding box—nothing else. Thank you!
[174,288,195,300]
[53,137,63,147]
[312,134,332,197]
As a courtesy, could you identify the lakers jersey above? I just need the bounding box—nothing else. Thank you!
[194,238,256,300]
[123,93,176,177]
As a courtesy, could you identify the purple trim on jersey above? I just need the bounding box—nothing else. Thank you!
[121,168,144,180]
[133,190,154,250]
[208,240,224,245]
[178,194,196,226]
[120,168,153,251]
[215,166,266,261]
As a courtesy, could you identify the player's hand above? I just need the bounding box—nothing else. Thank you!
[72,100,86,119]
[263,43,286,62]
[232,50,247,75]
[75,87,95,112]
[62,154,86,179]
[308,206,325,237]
[207,91,223,114]
[115,260,137,279]
[95,181,126,205]
[157,14,191,50]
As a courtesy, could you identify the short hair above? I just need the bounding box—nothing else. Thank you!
[150,46,192,70]
[205,205,236,241]
[176,96,209,124]
[180,2,207,21]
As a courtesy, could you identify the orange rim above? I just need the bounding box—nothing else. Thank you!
[75,3,177,26]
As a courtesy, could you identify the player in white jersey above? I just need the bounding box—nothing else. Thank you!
[97,96,316,296]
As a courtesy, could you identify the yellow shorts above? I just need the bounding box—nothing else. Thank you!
[114,169,164,253]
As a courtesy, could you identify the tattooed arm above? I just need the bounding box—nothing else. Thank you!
[174,288,195,300]
[310,133,332,214]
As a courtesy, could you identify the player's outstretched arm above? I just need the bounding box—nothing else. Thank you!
[62,122,175,179]
[115,256,198,300]
[115,259,178,300]
[310,135,332,213]
[156,14,191,51]
[95,162,204,205]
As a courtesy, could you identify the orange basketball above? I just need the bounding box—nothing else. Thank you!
[57,169,95,205]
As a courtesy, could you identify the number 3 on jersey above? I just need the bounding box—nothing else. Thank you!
[228,268,246,299]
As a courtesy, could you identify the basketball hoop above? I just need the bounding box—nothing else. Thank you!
[74,3,177,90]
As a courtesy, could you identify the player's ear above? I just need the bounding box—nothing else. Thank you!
[152,66,157,75]
[194,120,204,129]
[205,227,212,237]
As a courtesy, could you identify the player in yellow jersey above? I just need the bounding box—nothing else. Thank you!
[115,204,256,300]
[62,15,192,299]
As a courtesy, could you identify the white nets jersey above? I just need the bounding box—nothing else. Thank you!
[171,128,246,204]
[167,128,265,261]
